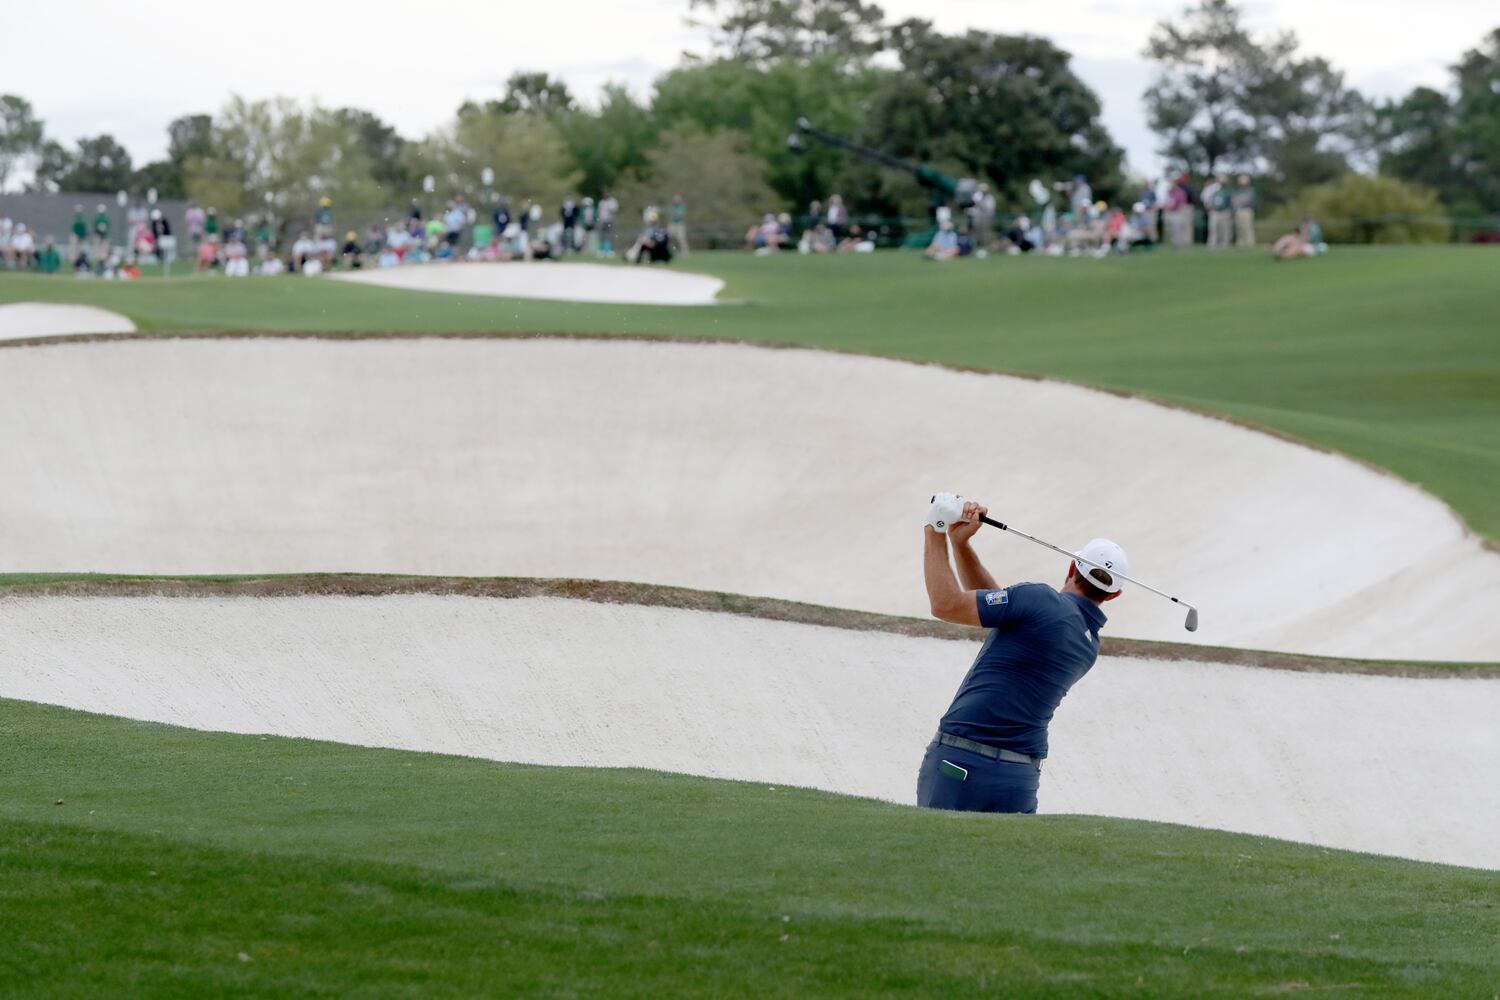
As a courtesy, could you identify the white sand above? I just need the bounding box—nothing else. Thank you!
[329,261,724,306]
[3,593,1493,869]
[0,302,135,340]
[1,336,1495,660]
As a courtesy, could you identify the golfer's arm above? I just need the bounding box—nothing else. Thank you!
[924,529,981,626]
[951,538,999,591]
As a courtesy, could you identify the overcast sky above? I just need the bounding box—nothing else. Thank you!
[3,0,1494,178]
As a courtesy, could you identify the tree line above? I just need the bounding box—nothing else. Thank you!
[1,0,1496,234]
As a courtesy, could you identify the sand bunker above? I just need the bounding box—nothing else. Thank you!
[330,261,724,306]
[0,302,135,340]
[1,336,1496,660]
[2,592,1493,869]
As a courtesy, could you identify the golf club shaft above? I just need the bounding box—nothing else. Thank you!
[977,515,1196,613]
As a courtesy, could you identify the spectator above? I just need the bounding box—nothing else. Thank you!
[205,207,220,242]
[825,194,848,241]
[255,216,276,253]
[92,204,112,254]
[1203,174,1232,248]
[0,213,12,268]
[69,205,88,259]
[627,210,671,264]
[837,223,875,253]
[799,222,835,253]
[1272,214,1326,260]
[596,191,618,256]
[126,201,148,241]
[442,199,467,250]
[408,198,423,223]
[10,224,36,269]
[1137,180,1160,242]
[196,234,219,272]
[746,213,783,252]
[1233,175,1257,247]
[342,231,364,269]
[224,237,250,277]
[560,196,579,254]
[580,196,596,254]
[1165,175,1194,248]
[150,209,173,258]
[492,199,512,239]
[667,194,688,256]
[185,202,206,249]
[969,183,996,249]
[1069,175,1093,220]
[924,219,961,261]
[37,236,61,274]
[1004,215,1039,253]
[290,231,315,272]
[313,197,334,240]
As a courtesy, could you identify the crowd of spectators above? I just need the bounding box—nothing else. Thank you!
[0,185,692,279]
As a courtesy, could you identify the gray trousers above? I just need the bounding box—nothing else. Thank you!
[916,739,1041,814]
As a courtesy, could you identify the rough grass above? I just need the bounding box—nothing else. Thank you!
[2,247,1497,540]
[2,699,1497,998]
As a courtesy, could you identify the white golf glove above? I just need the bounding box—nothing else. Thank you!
[924,492,966,533]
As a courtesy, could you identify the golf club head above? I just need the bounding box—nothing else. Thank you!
[1184,607,1199,632]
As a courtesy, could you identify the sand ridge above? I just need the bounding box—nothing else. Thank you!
[329,261,725,306]
[1,336,1494,659]
[0,302,135,340]
[3,592,1494,869]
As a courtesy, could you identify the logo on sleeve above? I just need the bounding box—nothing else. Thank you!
[984,590,1009,606]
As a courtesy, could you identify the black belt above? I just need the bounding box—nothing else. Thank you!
[936,732,1043,768]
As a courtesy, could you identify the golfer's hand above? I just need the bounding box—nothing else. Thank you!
[924,492,965,534]
[948,501,987,543]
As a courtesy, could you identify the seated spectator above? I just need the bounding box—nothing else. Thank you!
[746,213,787,254]
[37,237,61,274]
[800,223,836,254]
[837,224,875,252]
[924,220,961,261]
[1271,215,1328,260]
[341,231,364,269]
[224,239,250,277]
[290,232,315,272]
[10,224,36,269]
[196,234,220,272]
[258,256,286,276]
[627,212,671,264]
[1003,215,1039,253]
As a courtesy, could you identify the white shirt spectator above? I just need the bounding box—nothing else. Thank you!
[11,224,35,252]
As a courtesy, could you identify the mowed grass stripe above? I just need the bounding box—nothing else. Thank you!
[1,700,1496,997]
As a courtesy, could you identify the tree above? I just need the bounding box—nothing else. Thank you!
[30,134,134,193]
[1142,0,1260,176]
[652,54,882,210]
[494,72,577,117]
[689,0,887,63]
[125,114,213,201]
[332,107,410,193]
[1144,0,1367,200]
[1375,28,1500,218]
[557,84,657,198]
[184,97,386,229]
[405,105,581,211]
[614,127,779,246]
[868,21,1124,210]
[0,95,44,192]
[1287,174,1449,244]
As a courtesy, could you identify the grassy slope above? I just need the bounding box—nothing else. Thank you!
[3,699,1497,998]
[2,247,1497,539]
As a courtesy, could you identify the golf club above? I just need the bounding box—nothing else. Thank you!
[932,497,1198,631]
[980,515,1198,631]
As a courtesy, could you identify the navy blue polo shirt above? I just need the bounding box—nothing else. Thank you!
[938,583,1107,758]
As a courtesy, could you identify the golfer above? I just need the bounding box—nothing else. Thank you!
[917,494,1126,814]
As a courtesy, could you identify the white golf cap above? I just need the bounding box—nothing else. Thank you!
[1074,538,1129,594]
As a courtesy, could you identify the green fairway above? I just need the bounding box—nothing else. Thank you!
[2,699,1496,998]
[3,247,1497,539]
